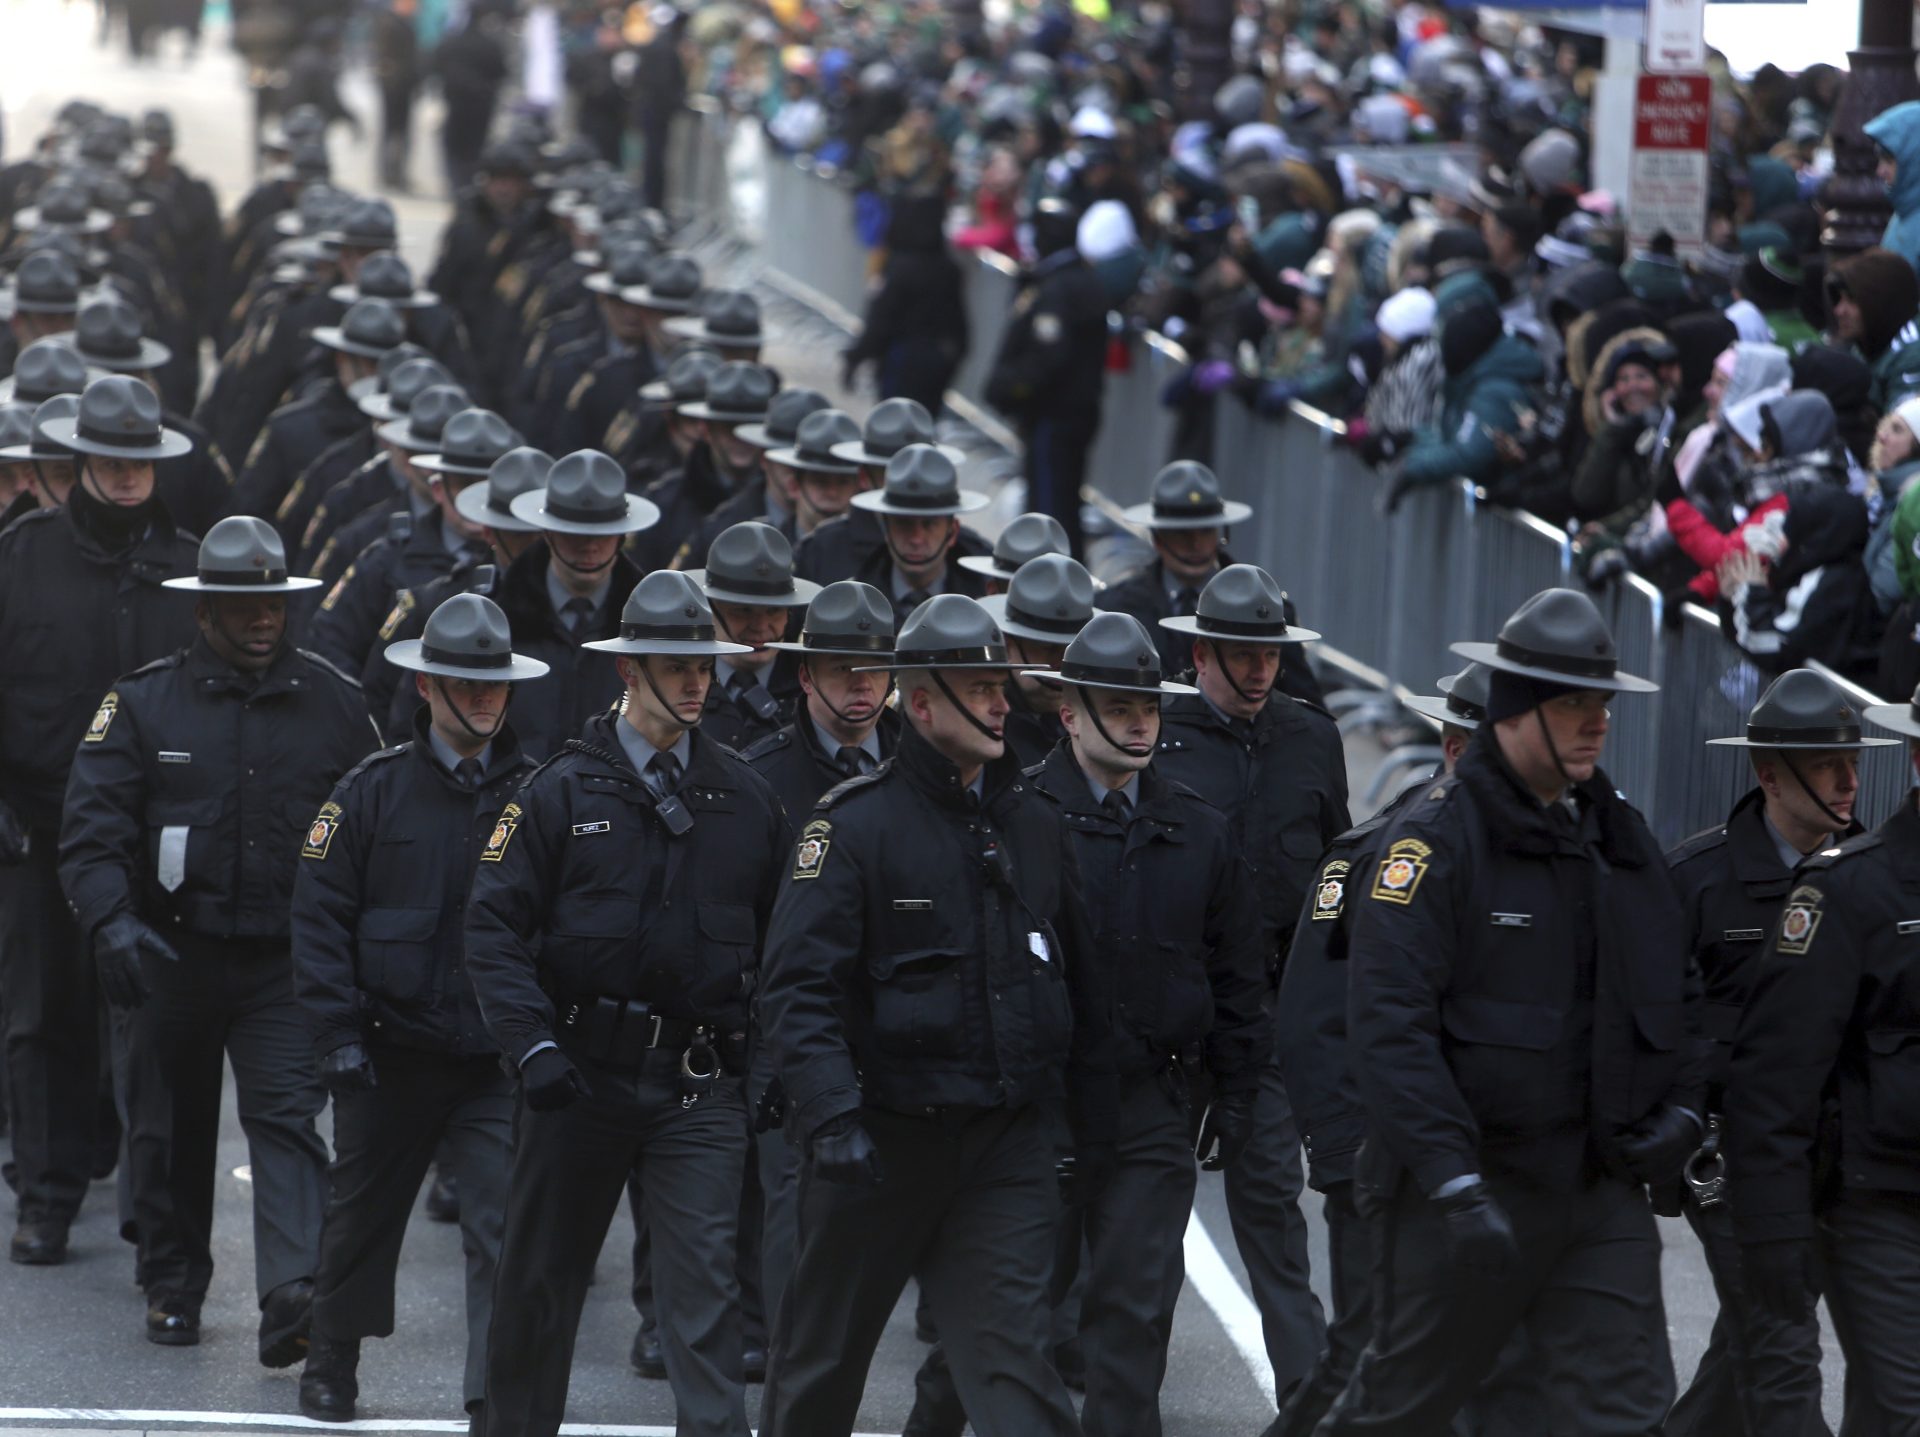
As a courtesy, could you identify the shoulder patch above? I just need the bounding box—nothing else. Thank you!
[319,562,354,612]
[1369,837,1432,906]
[480,802,523,862]
[1775,884,1824,955]
[84,690,119,743]
[301,801,343,859]
[792,817,833,880]
[1311,859,1350,921]
[377,588,417,641]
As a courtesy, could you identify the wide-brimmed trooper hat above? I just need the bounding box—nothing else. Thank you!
[854,593,1011,673]
[385,592,551,682]
[312,297,408,360]
[42,374,190,460]
[323,197,399,252]
[1159,563,1318,643]
[356,354,453,422]
[830,397,964,469]
[1404,662,1493,730]
[620,253,703,313]
[0,401,36,456]
[765,580,896,658]
[509,449,660,536]
[376,383,471,453]
[273,181,350,240]
[851,445,988,518]
[0,336,104,403]
[582,242,656,299]
[454,446,552,533]
[767,408,861,475]
[1708,668,1897,749]
[736,387,830,452]
[662,289,763,349]
[637,348,724,408]
[1121,460,1253,530]
[584,570,753,658]
[980,553,1103,646]
[1865,680,1920,742]
[958,511,1075,583]
[1024,610,1198,696]
[413,408,522,480]
[14,184,112,237]
[0,393,78,461]
[684,521,821,608]
[346,341,431,404]
[57,296,171,373]
[162,516,321,593]
[0,251,83,316]
[329,250,438,309]
[679,361,775,424]
[1451,587,1657,694]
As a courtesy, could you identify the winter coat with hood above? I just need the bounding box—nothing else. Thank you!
[1865,102,1920,279]
[1722,478,1878,680]
[1832,247,1920,411]
[1398,272,1545,490]
[1665,344,1796,598]
[1569,325,1674,530]
[1874,457,1920,607]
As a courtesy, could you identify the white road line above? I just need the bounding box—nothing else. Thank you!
[0,1413,897,1437]
[1183,1210,1278,1405]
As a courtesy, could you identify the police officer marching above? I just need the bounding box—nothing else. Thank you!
[464,569,785,1437]
[980,552,1102,769]
[291,593,552,1426]
[683,521,820,752]
[60,516,379,1357]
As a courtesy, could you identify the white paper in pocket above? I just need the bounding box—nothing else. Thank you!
[157,826,188,893]
[1027,931,1051,963]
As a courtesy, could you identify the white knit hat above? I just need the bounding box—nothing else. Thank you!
[1376,287,1437,344]
[1076,200,1138,264]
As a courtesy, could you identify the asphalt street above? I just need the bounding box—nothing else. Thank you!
[0,6,1850,1434]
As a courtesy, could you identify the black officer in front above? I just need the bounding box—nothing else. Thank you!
[465,570,785,1437]
[59,516,378,1356]
[0,376,199,1267]
[981,552,1100,768]
[291,593,550,1425]
[757,594,1115,1437]
[1154,563,1347,1398]
[1330,587,1703,1433]
[683,521,819,751]
[1725,681,1920,1431]
[1664,669,1872,1437]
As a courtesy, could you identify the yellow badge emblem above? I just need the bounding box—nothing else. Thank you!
[84,691,119,743]
[792,819,833,880]
[1776,885,1824,955]
[1311,859,1350,921]
[481,802,523,863]
[377,589,417,642]
[301,802,343,860]
[1370,838,1432,905]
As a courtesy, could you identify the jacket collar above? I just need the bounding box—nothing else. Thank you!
[1035,742,1186,828]
[502,543,641,642]
[183,633,309,700]
[894,721,1024,813]
[573,710,734,789]
[1455,727,1647,866]
[407,705,525,789]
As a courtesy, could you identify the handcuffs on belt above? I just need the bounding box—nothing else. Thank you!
[1685,1115,1727,1209]
[681,1029,720,1108]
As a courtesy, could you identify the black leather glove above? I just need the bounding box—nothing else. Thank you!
[1432,1181,1520,1283]
[319,1041,378,1093]
[1057,1141,1117,1205]
[0,799,29,864]
[1618,1104,1703,1185]
[1195,1090,1257,1171]
[520,1047,585,1112]
[811,1112,883,1186]
[93,914,180,1009]
[1741,1238,1812,1322]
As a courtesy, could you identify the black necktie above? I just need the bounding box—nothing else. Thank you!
[837,745,874,778]
[1173,587,1200,617]
[901,587,931,614]
[1102,790,1132,824]
[455,757,484,790]
[648,749,683,797]
[563,597,594,636]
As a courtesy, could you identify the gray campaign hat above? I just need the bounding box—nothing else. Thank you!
[584,570,753,658]
[638,347,723,408]
[0,401,36,454]
[0,394,79,461]
[1865,681,1920,742]
[829,396,964,468]
[620,253,703,313]
[274,181,350,240]
[356,354,452,421]
[1452,587,1657,694]
[325,197,399,251]
[14,184,112,237]
[329,250,437,309]
[346,341,431,404]
[678,361,775,424]
[455,446,552,532]
[0,336,103,404]
[736,387,830,451]
[684,521,821,609]
[1404,662,1494,731]
[414,408,522,479]
[851,444,988,518]
[312,297,408,360]
[162,516,322,593]
[663,288,763,349]
[510,449,660,536]
[767,408,862,475]
[1711,668,1898,750]
[42,374,190,460]
[958,511,1075,582]
[765,580,896,657]
[1024,610,1198,696]
[853,592,1010,673]
[1,251,83,315]
[385,592,551,682]
[377,383,471,452]
[980,553,1103,646]
[1160,563,1319,643]
[582,242,655,298]
[1121,460,1253,531]
[59,295,171,373]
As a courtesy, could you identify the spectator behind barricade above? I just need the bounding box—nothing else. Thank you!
[1732,246,1818,350]
[1567,329,1677,585]
[1349,285,1441,468]
[839,194,968,414]
[1719,477,1877,681]
[1826,247,1920,410]
[1666,341,1792,545]
[1791,344,1878,469]
[1077,199,1149,309]
[1386,269,1543,510]
[1867,395,1920,617]
[952,145,1022,260]
[1864,100,1920,277]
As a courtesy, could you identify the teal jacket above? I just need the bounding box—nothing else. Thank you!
[1866,102,1920,276]
[1400,333,1544,488]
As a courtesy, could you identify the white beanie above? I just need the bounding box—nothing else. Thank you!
[1376,287,1437,344]
[1069,105,1116,140]
[1076,200,1138,265]
[1895,393,1920,438]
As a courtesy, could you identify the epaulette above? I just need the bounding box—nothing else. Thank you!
[336,741,410,787]
[1665,823,1731,869]
[740,728,792,764]
[123,649,188,681]
[295,647,365,691]
[814,761,891,810]
[1802,827,1883,872]
[1277,690,1338,724]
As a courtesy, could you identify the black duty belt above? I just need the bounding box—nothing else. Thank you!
[558,994,706,1069]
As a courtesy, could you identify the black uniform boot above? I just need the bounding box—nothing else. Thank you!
[300,1334,361,1423]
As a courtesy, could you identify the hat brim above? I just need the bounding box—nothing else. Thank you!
[453,483,541,532]
[162,574,324,593]
[1158,615,1320,644]
[312,327,396,360]
[377,418,447,452]
[1707,733,1902,750]
[1448,640,1659,694]
[1,292,80,316]
[660,317,763,348]
[582,635,754,657]
[384,640,552,682]
[508,486,661,536]
[955,555,1019,581]
[852,658,1015,673]
[979,594,1105,646]
[851,488,991,518]
[58,337,171,373]
[1864,704,1920,741]
[619,285,699,313]
[766,445,860,475]
[413,453,502,479]
[764,639,897,658]
[15,207,114,236]
[40,416,192,460]
[682,569,822,608]
[1404,694,1480,730]
[830,440,968,469]
[582,273,647,298]
[1118,499,1254,529]
[328,282,436,310]
[733,422,788,450]
[0,442,56,461]
[0,362,110,403]
[1022,667,1198,697]
[679,402,772,424]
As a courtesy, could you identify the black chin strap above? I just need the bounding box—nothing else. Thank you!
[1202,639,1274,708]
[929,669,1002,745]
[559,549,618,579]
[1778,750,1852,834]
[636,655,702,729]
[433,675,510,745]
[1075,684,1153,760]
[805,659,893,728]
[1533,705,1577,790]
[883,518,952,583]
